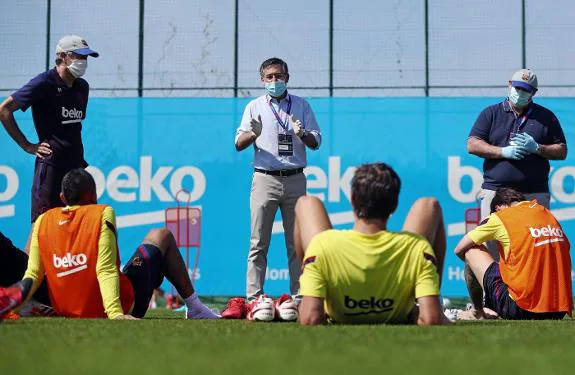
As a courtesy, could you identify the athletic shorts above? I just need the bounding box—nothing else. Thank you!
[122,244,164,318]
[0,232,28,287]
[0,231,51,305]
[483,262,566,320]
[31,160,69,223]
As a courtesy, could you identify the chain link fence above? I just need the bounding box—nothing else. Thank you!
[1,0,575,97]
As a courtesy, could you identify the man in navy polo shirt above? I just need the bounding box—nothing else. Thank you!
[0,35,99,225]
[462,69,567,319]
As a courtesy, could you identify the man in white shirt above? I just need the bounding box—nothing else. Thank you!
[234,57,322,311]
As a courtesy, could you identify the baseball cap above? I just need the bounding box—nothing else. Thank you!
[510,69,537,92]
[55,35,99,57]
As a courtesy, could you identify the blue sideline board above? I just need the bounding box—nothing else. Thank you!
[1,97,574,296]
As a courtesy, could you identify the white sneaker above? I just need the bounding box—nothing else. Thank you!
[246,295,275,321]
[274,294,300,321]
[443,308,461,322]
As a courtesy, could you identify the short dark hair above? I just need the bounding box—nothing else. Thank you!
[351,163,401,221]
[61,168,96,205]
[259,57,288,77]
[490,187,526,213]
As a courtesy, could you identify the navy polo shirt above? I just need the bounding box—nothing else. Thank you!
[11,68,89,168]
[469,100,566,193]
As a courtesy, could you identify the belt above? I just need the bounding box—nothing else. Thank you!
[254,168,304,177]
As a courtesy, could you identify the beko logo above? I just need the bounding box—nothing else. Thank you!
[529,225,565,247]
[61,107,83,119]
[53,253,88,277]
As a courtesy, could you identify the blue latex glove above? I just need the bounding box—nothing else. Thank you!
[501,145,528,160]
[511,132,539,154]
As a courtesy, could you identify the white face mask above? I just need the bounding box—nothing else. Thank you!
[509,86,532,107]
[67,59,87,78]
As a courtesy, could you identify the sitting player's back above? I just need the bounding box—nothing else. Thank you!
[300,228,439,324]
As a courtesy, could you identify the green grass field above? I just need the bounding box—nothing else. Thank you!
[2,304,575,375]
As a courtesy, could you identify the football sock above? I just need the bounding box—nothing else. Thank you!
[185,293,219,319]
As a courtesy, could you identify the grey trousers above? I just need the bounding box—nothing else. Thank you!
[478,188,551,260]
[246,171,307,300]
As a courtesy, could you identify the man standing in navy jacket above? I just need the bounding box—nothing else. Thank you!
[0,35,99,225]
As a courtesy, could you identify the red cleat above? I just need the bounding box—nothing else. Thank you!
[18,300,58,317]
[0,286,23,316]
[0,310,20,320]
[221,297,246,319]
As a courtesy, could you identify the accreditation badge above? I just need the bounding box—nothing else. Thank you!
[278,134,294,156]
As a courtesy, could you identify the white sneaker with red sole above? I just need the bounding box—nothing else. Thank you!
[246,295,275,321]
[274,294,300,321]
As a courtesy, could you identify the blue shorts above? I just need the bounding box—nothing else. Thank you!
[31,161,69,223]
[483,262,565,320]
[122,244,164,318]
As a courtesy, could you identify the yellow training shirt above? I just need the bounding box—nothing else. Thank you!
[467,209,513,259]
[299,229,440,324]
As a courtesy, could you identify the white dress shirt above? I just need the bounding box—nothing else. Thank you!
[235,93,322,170]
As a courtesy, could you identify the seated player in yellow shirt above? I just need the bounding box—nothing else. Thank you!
[296,162,447,325]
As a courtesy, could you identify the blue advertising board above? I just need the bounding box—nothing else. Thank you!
[1,97,574,296]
